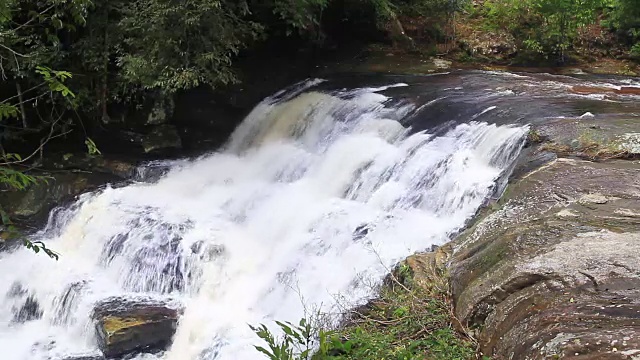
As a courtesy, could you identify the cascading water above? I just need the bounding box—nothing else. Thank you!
[0,79,528,360]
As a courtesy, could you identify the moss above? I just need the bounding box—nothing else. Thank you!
[539,140,635,161]
[102,316,150,337]
[527,128,543,144]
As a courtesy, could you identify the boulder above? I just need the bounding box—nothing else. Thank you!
[92,297,181,358]
[142,125,182,154]
[448,157,640,359]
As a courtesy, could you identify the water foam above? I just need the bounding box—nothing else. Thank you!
[0,80,527,360]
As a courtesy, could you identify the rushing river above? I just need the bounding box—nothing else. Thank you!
[1,70,639,360]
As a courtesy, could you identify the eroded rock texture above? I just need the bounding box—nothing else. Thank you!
[450,158,640,359]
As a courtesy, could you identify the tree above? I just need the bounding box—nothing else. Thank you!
[0,0,89,259]
[483,0,605,62]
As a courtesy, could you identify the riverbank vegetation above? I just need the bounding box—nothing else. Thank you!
[251,259,477,360]
[462,0,640,64]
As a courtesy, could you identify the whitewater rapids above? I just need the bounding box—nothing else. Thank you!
[0,79,527,360]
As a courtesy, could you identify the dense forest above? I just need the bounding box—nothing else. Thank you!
[1,0,640,201]
[1,0,640,158]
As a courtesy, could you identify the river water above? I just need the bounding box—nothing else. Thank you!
[0,70,638,360]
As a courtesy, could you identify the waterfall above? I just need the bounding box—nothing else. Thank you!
[0,79,527,360]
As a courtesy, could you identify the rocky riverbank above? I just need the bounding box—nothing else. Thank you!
[403,118,640,359]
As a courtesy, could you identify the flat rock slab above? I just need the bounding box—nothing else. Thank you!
[92,296,182,358]
[536,115,640,157]
[449,158,640,359]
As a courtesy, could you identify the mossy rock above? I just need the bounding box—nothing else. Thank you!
[92,296,182,358]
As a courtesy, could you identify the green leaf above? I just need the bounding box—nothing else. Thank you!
[0,103,19,121]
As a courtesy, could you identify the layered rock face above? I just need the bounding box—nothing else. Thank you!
[449,158,640,359]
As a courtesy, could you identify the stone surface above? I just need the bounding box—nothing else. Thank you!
[146,98,174,126]
[0,171,121,228]
[92,297,181,358]
[60,354,105,360]
[578,193,610,205]
[535,115,640,158]
[447,158,640,359]
[142,125,182,154]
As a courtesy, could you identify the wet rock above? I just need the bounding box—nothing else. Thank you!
[571,85,640,96]
[59,354,105,360]
[45,154,137,180]
[616,86,640,95]
[618,133,640,154]
[571,85,616,95]
[0,169,125,228]
[402,246,450,289]
[92,296,181,358]
[448,158,640,359]
[535,115,640,159]
[190,241,225,261]
[142,125,182,154]
[432,58,452,70]
[352,224,371,241]
[614,208,640,218]
[511,148,557,180]
[11,175,90,218]
[556,209,580,218]
[146,97,174,126]
[13,295,42,322]
[93,158,137,179]
[578,193,609,205]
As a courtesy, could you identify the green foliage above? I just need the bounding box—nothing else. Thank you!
[605,0,640,59]
[0,103,19,121]
[4,0,471,122]
[114,0,260,95]
[35,66,75,98]
[85,137,101,156]
[0,3,79,259]
[606,0,640,42]
[269,0,329,35]
[631,42,640,57]
[0,165,36,191]
[252,264,476,360]
[395,0,469,18]
[250,318,322,360]
[483,0,606,61]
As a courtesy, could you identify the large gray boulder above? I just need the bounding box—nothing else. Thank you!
[92,297,181,358]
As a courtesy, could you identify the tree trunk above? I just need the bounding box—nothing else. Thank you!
[388,15,415,50]
[15,83,27,128]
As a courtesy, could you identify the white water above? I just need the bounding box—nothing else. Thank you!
[0,80,527,360]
